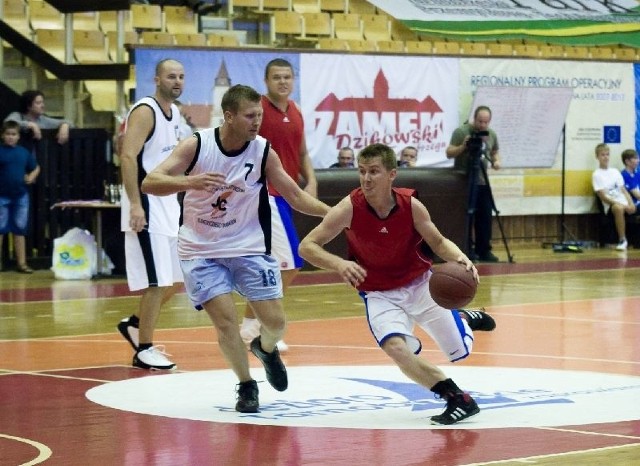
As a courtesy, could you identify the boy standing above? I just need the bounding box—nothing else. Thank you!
[0,121,40,273]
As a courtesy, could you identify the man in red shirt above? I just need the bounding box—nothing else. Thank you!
[299,143,496,425]
[240,58,318,351]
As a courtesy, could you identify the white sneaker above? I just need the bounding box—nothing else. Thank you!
[616,239,628,251]
[276,340,289,352]
[240,318,261,345]
[133,346,176,370]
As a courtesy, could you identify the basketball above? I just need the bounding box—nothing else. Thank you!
[429,262,477,309]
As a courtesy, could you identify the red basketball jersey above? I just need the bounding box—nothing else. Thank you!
[259,95,304,196]
[346,187,432,291]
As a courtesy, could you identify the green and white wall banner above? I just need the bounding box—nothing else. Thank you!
[369,0,640,46]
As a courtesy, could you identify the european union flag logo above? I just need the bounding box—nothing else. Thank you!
[604,126,621,143]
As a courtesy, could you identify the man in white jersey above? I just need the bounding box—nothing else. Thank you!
[117,59,185,370]
[141,85,330,413]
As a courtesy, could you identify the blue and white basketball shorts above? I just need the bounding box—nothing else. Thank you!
[181,255,283,310]
[360,270,473,362]
[124,231,183,291]
[0,193,30,235]
[269,195,303,270]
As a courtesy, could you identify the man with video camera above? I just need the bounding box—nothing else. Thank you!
[446,105,501,262]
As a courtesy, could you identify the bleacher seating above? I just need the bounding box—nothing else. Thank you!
[539,44,564,58]
[346,38,376,52]
[348,0,376,14]
[174,32,207,47]
[3,0,32,44]
[73,29,111,64]
[72,11,100,31]
[376,40,405,53]
[405,40,432,54]
[361,13,390,42]
[487,42,514,56]
[319,0,346,13]
[0,0,628,131]
[615,47,638,61]
[164,6,198,35]
[140,31,175,46]
[259,0,292,12]
[564,45,589,59]
[432,40,460,55]
[98,10,132,33]
[300,12,332,39]
[34,28,65,61]
[227,0,260,16]
[460,41,487,55]
[106,30,138,62]
[316,37,349,50]
[293,0,320,13]
[390,20,417,42]
[29,0,64,30]
[207,33,241,47]
[130,3,163,31]
[589,46,614,60]
[270,10,304,45]
[333,13,363,40]
[513,43,540,57]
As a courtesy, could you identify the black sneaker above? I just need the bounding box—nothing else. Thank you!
[477,252,499,262]
[235,380,259,413]
[250,336,288,392]
[459,308,496,331]
[430,392,480,425]
[117,315,139,350]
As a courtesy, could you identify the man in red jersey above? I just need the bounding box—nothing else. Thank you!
[299,143,496,425]
[240,58,318,351]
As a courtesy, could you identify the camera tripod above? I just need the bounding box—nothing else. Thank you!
[466,143,514,263]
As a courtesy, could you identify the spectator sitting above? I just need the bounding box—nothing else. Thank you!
[620,148,640,209]
[4,90,72,151]
[592,143,636,251]
[329,147,355,168]
[398,146,418,167]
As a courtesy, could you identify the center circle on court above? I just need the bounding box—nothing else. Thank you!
[86,366,640,430]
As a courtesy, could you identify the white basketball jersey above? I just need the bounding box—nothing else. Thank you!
[120,97,181,235]
[178,127,272,259]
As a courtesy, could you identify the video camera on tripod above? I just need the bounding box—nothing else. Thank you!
[466,130,489,157]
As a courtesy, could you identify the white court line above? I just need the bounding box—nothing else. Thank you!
[0,433,52,465]
[461,442,640,466]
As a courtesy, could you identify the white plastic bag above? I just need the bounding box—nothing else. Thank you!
[51,228,99,280]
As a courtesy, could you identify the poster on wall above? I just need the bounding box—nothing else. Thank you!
[458,58,636,215]
[132,48,300,129]
[300,53,460,168]
[469,86,573,168]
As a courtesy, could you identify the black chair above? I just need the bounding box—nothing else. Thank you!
[595,195,617,247]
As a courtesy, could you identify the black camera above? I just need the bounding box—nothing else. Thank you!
[466,130,488,155]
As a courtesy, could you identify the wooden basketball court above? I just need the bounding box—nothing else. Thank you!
[1,245,639,465]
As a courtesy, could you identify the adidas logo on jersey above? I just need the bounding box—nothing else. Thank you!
[379,227,388,233]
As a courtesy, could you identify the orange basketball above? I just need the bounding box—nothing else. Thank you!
[429,262,477,309]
